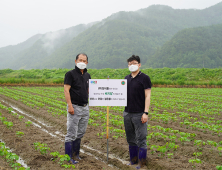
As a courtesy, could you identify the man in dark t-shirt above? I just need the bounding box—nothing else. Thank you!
[64,53,91,164]
[124,55,151,169]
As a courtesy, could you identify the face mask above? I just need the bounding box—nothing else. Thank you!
[129,65,138,72]
[76,62,87,69]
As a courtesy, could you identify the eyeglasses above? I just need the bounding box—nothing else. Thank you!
[128,63,139,66]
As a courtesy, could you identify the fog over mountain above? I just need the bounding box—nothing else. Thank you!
[1,2,222,69]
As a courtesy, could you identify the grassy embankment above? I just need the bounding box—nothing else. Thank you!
[0,68,221,86]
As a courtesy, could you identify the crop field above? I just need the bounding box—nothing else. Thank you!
[0,86,222,170]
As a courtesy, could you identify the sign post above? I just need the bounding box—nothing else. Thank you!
[89,79,127,163]
[106,105,109,162]
[106,76,109,163]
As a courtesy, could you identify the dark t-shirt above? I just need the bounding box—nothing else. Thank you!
[64,66,91,105]
[124,71,152,113]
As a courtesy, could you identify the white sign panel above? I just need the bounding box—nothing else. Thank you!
[89,79,127,106]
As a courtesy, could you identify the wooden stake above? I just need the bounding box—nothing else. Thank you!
[107,75,109,163]
[107,105,109,162]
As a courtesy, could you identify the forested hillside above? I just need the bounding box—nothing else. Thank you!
[0,23,97,69]
[146,24,222,68]
[43,3,222,69]
[0,34,42,68]
[1,2,222,69]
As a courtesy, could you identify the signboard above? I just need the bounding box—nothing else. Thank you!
[89,79,127,106]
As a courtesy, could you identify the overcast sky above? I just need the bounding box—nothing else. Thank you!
[0,0,221,48]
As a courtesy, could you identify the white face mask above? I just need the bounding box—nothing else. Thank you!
[76,62,87,69]
[129,65,138,72]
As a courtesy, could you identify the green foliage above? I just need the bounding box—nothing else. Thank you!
[58,154,71,165]
[7,107,13,113]
[216,165,222,170]
[33,142,50,155]
[218,147,222,156]
[3,121,13,129]
[147,24,222,68]
[25,121,32,127]
[0,142,30,170]
[16,131,24,138]
[189,158,202,168]
[0,68,221,86]
[18,115,24,121]
[62,164,76,169]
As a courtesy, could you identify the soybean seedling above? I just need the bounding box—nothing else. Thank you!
[216,165,222,170]
[157,145,167,157]
[62,164,75,169]
[16,131,24,138]
[33,142,50,155]
[189,158,202,169]
[18,115,24,121]
[0,116,6,122]
[12,112,18,117]
[58,154,71,165]
[193,152,202,159]
[150,145,158,155]
[25,121,32,127]
[50,151,60,161]
[6,107,13,113]
[189,152,202,169]
[167,153,173,161]
[218,147,222,156]
[194,140,206,151]
[3,121,13,129]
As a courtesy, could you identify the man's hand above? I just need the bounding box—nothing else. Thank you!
[68,105,74,115]
[141,113,148,124]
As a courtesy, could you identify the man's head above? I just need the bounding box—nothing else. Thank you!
[127,55,141,72]
[75,53,88,70]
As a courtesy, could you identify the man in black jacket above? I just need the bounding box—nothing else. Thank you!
[64,53,91,164]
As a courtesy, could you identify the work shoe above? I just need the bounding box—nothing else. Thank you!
[65,142,78,164]
[136,148,147,169]
[128,145,138,165]
[73,139,81,160]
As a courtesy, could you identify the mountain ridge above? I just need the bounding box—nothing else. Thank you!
[1,2,222,69]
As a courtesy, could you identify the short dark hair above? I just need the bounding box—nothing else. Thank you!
[127,55,140,63]
[76,53,88,61]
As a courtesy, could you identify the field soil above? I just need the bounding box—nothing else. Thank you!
[0,91,221,170]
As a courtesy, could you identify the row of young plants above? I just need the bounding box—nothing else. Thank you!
[0,142,30,170]
[1,87,221,169]
[33,142,75,169]
[0,102,32,127]
[0,87,128,141]
[96,105,221,138]
[147,110,222,136]
[147,125,222,154]
[0,102,74,169]
[11,86,64,100]
[92,88,222,169]
[0,87,66,111]
[0,105,31,169]
[90,106,222,163]
[1,87,221,144]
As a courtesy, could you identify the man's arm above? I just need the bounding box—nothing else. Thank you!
[64,84,74,115]
[141,89,151,123]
